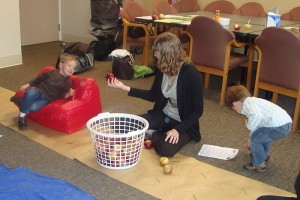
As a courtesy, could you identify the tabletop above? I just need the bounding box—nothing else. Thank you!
[135,11,300,40]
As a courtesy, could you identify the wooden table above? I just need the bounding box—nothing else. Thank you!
[136,11,300,43]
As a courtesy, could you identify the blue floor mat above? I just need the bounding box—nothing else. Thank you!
[0,164,96,200]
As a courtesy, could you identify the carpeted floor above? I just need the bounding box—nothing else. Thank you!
[0,42,299,199]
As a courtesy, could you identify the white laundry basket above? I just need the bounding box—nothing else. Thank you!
[86,113,149,170]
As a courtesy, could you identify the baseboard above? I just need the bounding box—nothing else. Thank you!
[0,54,22,68]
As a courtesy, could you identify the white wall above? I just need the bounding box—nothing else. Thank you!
[0,0,22,68]
[60,0,94,43]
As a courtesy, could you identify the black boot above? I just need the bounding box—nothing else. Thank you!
[10,95,23,107]
[18,116,27,130]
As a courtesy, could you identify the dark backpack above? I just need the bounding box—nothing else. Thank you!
[90,0,122,30]
[56,42,94,74]
[90,35,117,61]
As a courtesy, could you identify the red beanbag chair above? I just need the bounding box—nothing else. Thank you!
[14,66,102,134]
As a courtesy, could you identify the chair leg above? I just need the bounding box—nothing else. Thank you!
[122,37,127,50]
[292,90,300,133]
[144,46,148,66]
[246,45,254,91]
[220,73,229,106]
[204,73,210,88]
[253,82,259,97]
[122,43,127,51]
[271,93,278,103]
[144,39,150,66]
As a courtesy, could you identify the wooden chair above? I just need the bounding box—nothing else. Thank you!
[172,0,200,13]
[121,1,157,66]
[254,27,300,133]
[281,6,300,22]
[204,0,236,14]
[186,16,253,106]
[232,2,266,18]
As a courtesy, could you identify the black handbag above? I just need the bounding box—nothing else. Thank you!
[112,54,134,80]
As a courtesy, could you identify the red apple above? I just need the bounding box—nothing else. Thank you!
[152,14,159,20]
[234,24,241,30]
[106,72,115,82]
[159,157,169,166]
[163,164,173,174]
[144,140,153,149]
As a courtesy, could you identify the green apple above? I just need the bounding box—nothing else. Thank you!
[159,157,169,166]
[163,164,173,174]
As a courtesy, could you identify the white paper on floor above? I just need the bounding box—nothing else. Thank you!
[198,144,239,160]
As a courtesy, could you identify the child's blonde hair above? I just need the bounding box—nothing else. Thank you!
[225,85,251,107]
[152,32,191,76]
[59,53,78,64]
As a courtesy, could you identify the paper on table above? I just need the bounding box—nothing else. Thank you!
[163,15,183,19]
[198,144,239,160]
[180,21,191,25]
[135,16,152,20]
[155,19,183,23]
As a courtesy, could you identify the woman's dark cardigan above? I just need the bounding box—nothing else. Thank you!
[128,63,203,142]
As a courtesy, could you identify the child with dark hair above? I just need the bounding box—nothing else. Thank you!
[225,85,292,171]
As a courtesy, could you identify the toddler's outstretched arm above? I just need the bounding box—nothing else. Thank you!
[64,88,75,99]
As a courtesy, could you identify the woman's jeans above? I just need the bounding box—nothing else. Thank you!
[250,123,292,165]
[20,87,49,114]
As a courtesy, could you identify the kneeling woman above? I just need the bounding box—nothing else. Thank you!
[108,32,204,157]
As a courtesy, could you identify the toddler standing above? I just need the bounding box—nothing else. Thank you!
[225,85,292,171]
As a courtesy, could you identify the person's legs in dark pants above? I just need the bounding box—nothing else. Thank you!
[140,111,192,157]
[152,130,191,157]
[140,111,166,130]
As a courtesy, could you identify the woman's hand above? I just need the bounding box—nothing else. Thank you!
[20,83,30,92]
[165,129,179,144]
[108,78,130,92]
